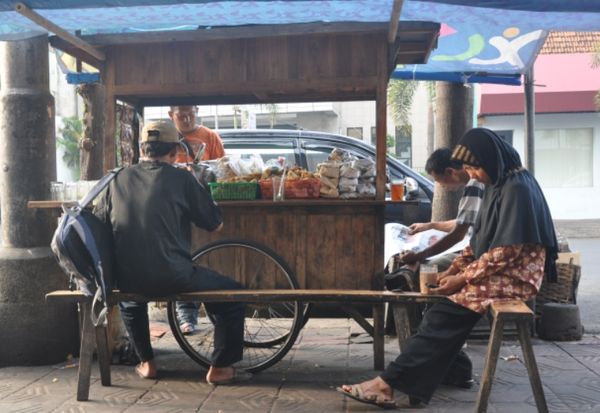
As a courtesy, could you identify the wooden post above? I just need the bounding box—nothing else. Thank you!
[103,55,116,172]
[375,45,388,200]
[77,83,105,179]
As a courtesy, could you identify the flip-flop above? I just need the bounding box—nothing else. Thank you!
[336,384,397,409]
[207,369,253,386]
[135,364,157,380]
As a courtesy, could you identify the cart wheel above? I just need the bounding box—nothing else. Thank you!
[167,239,310,373]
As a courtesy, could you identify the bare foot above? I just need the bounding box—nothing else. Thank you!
[206,365,234,383]
[135,360,157,379]
[341,376,394,402]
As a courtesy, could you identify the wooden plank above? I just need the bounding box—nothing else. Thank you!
[388,0,405,43]
[47,289,448,304]
[516,319,549,413]
[82,22,392,46]
[491,300,533,319]
[294,212,308,288]
[306,214,337,289]
[112,77,378,98]
[103,55,116,171]
[76,301,94,401]
[48,36,103,69]
[334,215,355,289]
[15,2,105,62]
[475,317,504,413]
[375,43,388,200]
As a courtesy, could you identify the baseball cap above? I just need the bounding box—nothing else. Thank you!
[141,121,179,143]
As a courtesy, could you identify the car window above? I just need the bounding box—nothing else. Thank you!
[224,141,298,168]
[302,141,375,171]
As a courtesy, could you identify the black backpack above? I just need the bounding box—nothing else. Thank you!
[50,168,122,326]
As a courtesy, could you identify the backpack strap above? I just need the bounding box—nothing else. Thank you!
[78,167,124,208]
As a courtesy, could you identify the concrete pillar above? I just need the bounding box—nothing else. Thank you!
[0,35,78,365]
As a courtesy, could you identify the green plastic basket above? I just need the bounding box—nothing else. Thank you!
[208,182,258,200]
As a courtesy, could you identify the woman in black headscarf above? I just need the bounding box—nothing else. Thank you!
[337,128,558,409]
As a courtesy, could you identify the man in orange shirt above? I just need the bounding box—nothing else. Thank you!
[169,105,225,162]
[169,105,225,334]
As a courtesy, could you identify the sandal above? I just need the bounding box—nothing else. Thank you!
[336,384,397,409]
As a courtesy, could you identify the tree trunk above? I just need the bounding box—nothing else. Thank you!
[77,83,105,179]
[432,82,473,222]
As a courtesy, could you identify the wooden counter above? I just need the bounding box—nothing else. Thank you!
[29,198,387,291]
[192,200,385,291]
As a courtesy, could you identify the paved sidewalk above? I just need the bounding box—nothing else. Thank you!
[1,319,599,413]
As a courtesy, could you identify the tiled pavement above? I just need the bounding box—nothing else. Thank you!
[1,319,600,413]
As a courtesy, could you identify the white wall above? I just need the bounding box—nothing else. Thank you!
[49,48,82,182]
[481,112,600,219]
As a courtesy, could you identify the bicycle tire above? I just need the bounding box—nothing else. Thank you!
[167,239,308,373]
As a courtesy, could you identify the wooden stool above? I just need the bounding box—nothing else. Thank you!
[475,300,548,413]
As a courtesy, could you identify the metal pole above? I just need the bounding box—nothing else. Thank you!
[524,68,535,174]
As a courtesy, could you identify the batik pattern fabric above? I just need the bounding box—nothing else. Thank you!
[445,244,546,314]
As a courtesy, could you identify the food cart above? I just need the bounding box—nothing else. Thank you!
[47,18,440,369]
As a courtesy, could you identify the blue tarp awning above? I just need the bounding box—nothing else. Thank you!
[1,1,599,84]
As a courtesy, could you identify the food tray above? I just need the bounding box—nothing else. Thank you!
[259,178,321,199]
[208,182,258,200]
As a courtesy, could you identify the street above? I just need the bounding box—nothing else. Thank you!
[568,238,600,334]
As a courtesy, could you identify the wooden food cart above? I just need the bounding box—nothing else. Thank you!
[48,17,440,369]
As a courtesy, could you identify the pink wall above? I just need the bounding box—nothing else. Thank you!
[481,53,600,95]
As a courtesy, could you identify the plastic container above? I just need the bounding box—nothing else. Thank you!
[208,182,258,200]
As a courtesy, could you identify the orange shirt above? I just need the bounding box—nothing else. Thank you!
[175,126,225,163]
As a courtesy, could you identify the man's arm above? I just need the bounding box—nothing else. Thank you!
[409,219,456,234]
[401,222,468,263]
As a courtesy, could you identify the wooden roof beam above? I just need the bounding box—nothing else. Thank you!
[15,2,105,62]
[387,0,405,43]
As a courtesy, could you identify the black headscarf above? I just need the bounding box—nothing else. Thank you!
[452,128,558,282]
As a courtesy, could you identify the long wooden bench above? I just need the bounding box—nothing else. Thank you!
[46,289,446,401]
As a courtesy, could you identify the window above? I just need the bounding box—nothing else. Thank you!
[224,141,297,168]
[370,127,377,146]
[395,126,412,167]
[346,127,363,139]
[494,130,513,146]
[535,128,593,188]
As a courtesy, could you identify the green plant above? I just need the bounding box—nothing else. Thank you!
[387,79,418,136]
[386,133,395,151]
[57,116,82,179]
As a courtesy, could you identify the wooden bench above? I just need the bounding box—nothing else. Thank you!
[46,289,446,401]
[475,300,548,413]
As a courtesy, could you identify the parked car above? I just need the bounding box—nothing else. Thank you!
[217,129,433,225]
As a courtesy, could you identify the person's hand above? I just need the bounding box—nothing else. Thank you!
[408,222,429,235]
[430,274,466,296]
[400,251,421,264]
[436,270,449,283]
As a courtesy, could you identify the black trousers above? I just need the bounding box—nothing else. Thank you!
[119,266,246,367]
[380,300,482,403]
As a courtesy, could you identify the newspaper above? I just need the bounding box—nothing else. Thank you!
[384,223,470,265]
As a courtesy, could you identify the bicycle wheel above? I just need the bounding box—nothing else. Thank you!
[167,239,308,373]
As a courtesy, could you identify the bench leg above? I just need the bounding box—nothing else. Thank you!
[95,323,112,386]
[391,304,411,352]
[516,319,549,413]
[340,305,374,337]
[373,304,385,371]
[77,301,95,401]
[475,316,504,413]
